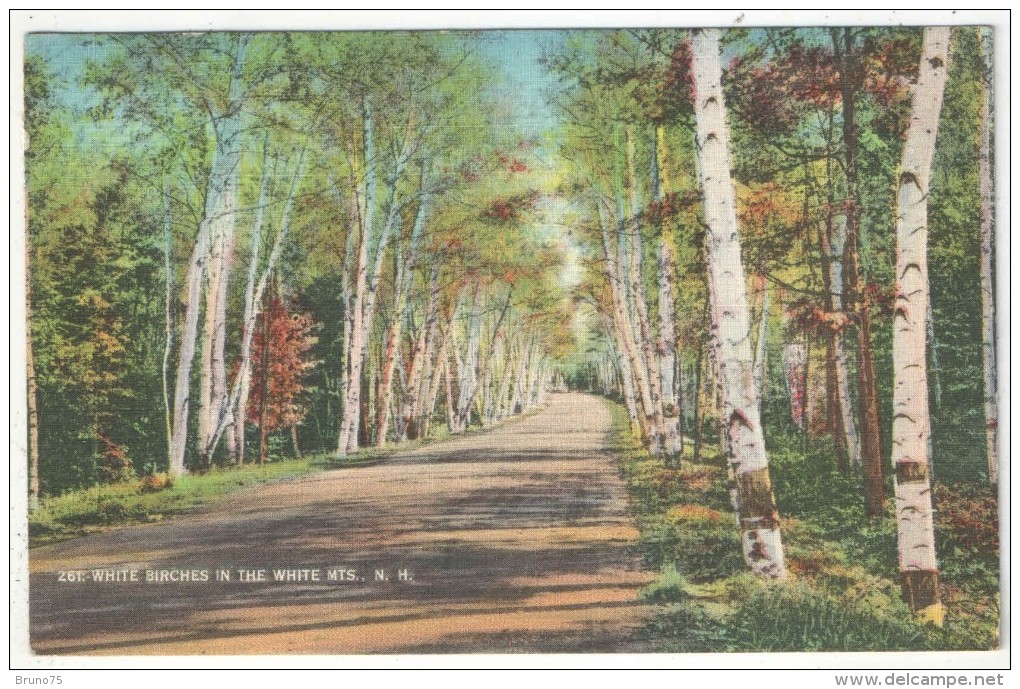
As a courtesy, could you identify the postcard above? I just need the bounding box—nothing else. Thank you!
[10,10,1008,671]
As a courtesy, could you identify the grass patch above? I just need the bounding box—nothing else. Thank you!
[29,456,326,547]
[608,401,1000,652]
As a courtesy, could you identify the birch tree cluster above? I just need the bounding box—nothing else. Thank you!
[549,27,994,619]
[26,32,568,490]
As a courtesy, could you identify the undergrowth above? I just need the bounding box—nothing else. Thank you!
[609,402,1000,652]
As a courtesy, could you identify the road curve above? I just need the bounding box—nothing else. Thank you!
[29,392,654,655]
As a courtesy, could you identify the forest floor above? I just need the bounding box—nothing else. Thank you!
[27,393,655,655]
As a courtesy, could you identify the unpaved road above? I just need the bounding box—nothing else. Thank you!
[29,393,654,655]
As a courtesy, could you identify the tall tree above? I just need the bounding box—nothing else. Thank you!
[976,30,998,484]
[891,26,950,625]
[691,28,786,579]
[832,28,887,516]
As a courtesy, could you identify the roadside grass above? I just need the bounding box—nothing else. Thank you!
[608,402,1000,652]
[28,405,550,549]
[29,455,327,547]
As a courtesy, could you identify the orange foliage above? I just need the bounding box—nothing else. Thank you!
[247,296,318,433]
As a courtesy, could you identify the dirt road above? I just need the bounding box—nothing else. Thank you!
[28,393,654,655]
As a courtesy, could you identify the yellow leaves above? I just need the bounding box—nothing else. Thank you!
[917,601,947,627]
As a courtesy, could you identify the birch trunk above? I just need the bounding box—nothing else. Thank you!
[162,186,174,467]
[692,28,786,579]
[339,106,413,456]
[400,261,441,440]
[421,324,450,439]
[624,125,665,454]
[376,189,427,446]
[891,26,950,625]
[821,214,862,471]
[598,198,653,440]
[752,275,769,399]
[197,35,249,465]
[652,125,684,458]
[977,30,998,484]
[338,102,377,457]
[210,149,305,461]
[230,147,270,462]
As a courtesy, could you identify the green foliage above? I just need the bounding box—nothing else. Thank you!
[608,398,998,652]
[726,582,927,652]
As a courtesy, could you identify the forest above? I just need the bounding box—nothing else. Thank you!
[23,26,998,650]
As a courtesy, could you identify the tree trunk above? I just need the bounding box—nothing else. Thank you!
[198,35,249,466]
[752,274,769,398]
[652,125,684,458]
[229,143,271,463]
[692,28,786,579]
[376,184,428,446]
[26,292,40,509]
[783,343,807,431]
[339,105,413,456]
[834,28,885,517]
[169,218,212,475]
[891,26,950,626]
[257,283,272,466]
[162,185,174,468]
[338,103,376,457]
[597,198,653,441]
[977,29,998,484]
[624,125,665,455]
[401,260,440,441]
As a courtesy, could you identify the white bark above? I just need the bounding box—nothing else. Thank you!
[210,149,305,461]
[197,35,249,463]
[338,105,414,456]
[891,26,949,623]
[598,197,655,441]
[376,183,429,445]
[653,125,684,457]
[692,28,786,579]
[977,29,998,484]
[400,260,441,440]
[830,215,862,469]
[624,126,665,454]
[161,185,174,465]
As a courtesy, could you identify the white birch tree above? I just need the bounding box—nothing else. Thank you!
[891,26,951,625]
[691,28,786,579]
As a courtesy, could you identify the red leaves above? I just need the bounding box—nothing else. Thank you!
[247,296,317,433]
[645,189,701,223]
[652,38,694,122]
[786,299,852,335]
[481,189,540,225]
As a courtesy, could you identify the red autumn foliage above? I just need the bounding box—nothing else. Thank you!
[727,33,920,139]
[649,38,695,123]
[482,189,540,224]
[645,189,701,224]
[247,296,318,434]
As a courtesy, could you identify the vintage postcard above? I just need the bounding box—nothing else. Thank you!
[10,11,1008,669]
